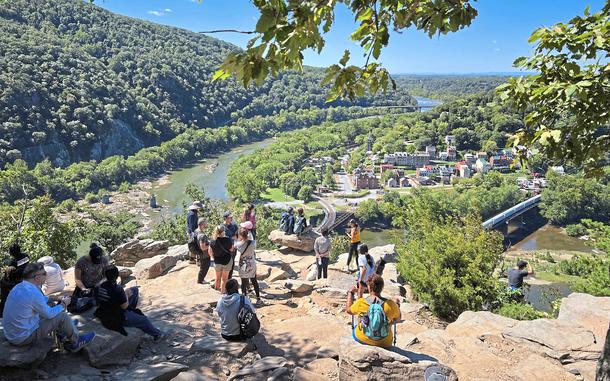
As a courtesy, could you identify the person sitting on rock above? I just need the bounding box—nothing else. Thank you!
[279,207,295,235]
[346,274,401,348]
[38,256,66,295]
[3,262,96,352]
[69,243,110,313]
[507,260,534,298]
[0,243,30,317]
[235,227,260,304]
[356,244,375,299]
[294,208,308,236]
[216,278,256,342]
[94,266,163,340]
[209,225,234,293]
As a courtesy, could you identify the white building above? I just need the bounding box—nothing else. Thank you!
[459,164,471,178]
[382,152,430,168]
[476,158,491,174]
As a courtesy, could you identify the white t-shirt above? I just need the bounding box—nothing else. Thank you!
[358,254,375,282]
[42,262,65,295]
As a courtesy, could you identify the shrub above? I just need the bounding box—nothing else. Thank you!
[87,209,140,253]
[118,181,131,193]
[58,199,76,212]
[397,213,504,321]
[565,223,587,237]
[329,233,350,263]
[84,192,99,203]
[496,302,551,320]
[558,255,597,276]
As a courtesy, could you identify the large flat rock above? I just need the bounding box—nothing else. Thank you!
[338,337,457,381]
[0,330,54,368]
[81,320,145,368]
[190,335,251,357]
[111,239,169,266]
[558,293,610,343]
[503,318,600,362]
[115,361,188,381]
[134,245,188,279]
[268,230,318,252]
[446,311,517,338]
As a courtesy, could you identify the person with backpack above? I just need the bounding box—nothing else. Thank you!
[235,228,260,304]
[346,274,401,348]
[186,201,203,264]
[345,219,361,272]
[279,207,295,235]
[314,228,332,279]
[241,203,257,240]
[294,208,308,236]
[209,225,234,293]
[216,278,259,341]
[356,244,375,298]
[191,218,211,284]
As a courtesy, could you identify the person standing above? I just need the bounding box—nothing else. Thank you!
[356,244,375,298]
[95,266,163,340]
[195,218,211,284]
[240,221,255,241]
[0,243,30,317]
[222,211,239,279]
[314,228,332,280]
[3,262,96,352]
[345,219,361,272]
[235,228,260,304]
[209,225,234,293]
[187,201,203,264]
[507,260,534,301]
[241,203,257,240]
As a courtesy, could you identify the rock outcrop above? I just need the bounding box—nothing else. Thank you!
[81,321,145,367]
[558,293,610,343]
[111,239,169,266]
[134,245,187,279]
[0,330,54,368]
[268,230,318,252]
[338,337,457,381]
[598,324,610,381]
[114,361,188,381]
[285,280,315,294]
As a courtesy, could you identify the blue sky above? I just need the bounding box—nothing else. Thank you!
[97,1,606,74]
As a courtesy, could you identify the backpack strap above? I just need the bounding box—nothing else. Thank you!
[239,295,244,311]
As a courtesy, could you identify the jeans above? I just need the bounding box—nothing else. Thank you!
[16,311,78,346]
[124,310,161,337]
[317,257,329,279]
[198,255,211,283]
[241,277,260,298]
[348,242,360,268]
[127,286,139,309]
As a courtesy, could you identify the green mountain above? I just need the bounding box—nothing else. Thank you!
[0,0,416,168]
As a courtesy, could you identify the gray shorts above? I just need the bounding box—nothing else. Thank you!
[214,259,233,273]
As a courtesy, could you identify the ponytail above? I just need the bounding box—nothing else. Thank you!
[365,253,374,268]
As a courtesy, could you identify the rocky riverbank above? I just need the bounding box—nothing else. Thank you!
[0,241,608,380]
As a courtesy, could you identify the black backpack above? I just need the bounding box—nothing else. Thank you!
[238,295,260,338]
[375,257,386,276]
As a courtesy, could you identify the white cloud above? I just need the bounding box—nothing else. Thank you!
[148,8,172,16]
[495,47,501,52]
[164,8,173,12]
[492,40,497,44]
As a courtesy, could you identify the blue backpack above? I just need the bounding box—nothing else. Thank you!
[279,212,289,231]
[362,296,389,341]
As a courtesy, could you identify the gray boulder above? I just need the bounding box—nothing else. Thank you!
[190,335,251,357]
[81,321,144,368]
[503,318,600,363]
[368,244,396,263]
[285,280,315,294]
[111,239,169,266]
[227,356,287,381]
[598,324,610,381]
[338,337,457,380]
[134,245,188,279]
[558,292,610,342]
[115,361,188,381]
[0,331,54,368]
[268,230,318,252]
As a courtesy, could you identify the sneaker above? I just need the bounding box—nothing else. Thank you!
[64,332,96,353]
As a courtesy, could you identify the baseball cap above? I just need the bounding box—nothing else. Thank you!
[223,211,233,218]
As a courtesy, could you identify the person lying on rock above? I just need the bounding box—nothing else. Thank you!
[0,243,30,317]
[3,262,96,352]
[346,274,401,348]
[216,278,256,342]
[94,266,163,340]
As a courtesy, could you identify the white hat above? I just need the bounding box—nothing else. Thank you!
[38,256,54,266]
[240,221,253,230]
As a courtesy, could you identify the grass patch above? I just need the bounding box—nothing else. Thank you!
[336,189,370,198]
[261,187,296,202]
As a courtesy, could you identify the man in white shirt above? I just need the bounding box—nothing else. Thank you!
[3,262,95,352]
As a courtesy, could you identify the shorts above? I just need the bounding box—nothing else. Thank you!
[214,259,233,273]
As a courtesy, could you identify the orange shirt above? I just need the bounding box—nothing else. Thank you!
[349,297,400,348]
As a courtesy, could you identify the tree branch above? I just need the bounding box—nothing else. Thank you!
[199,29,257,34]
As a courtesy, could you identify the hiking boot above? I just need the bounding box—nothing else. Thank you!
[64,332,96,353]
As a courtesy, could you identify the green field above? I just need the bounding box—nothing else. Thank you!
[261,187,296,202]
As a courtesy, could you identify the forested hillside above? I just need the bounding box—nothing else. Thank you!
[0,0,416,168]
